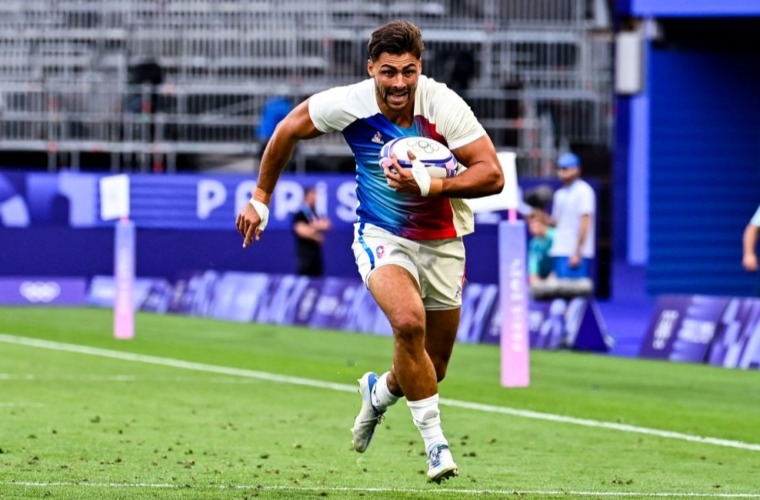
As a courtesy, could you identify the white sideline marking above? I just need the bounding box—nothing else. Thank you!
[1,333,759,453]
[0,373,138,381]
[0,373,260,383]
[6,482,760,497]
[0,402,45,407]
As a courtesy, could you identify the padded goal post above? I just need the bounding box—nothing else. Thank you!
[465,151,530,387]
[100,175,135,340]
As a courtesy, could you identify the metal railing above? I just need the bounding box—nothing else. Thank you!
[0,0,613,175]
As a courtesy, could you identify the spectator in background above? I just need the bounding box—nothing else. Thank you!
[125,58,164,148]
[549,152,596,283]
[236,20,504,483]
[256,96,293,166]
[523,185,555,286]
[441,49,475,96]
[292,186,332,277]
[126,58,164,116]
[742,204,760,294]
[527,209,555,286]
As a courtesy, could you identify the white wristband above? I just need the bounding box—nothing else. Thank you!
[249,199,270,231]
[410,158,432,197]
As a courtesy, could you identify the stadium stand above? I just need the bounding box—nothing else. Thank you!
[0,0,613,174]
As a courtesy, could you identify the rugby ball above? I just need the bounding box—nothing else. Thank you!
[379,136,458,179]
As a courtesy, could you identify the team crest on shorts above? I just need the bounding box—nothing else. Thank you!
[375,245,385,258]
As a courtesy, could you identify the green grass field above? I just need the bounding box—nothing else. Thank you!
[1,306,759,499]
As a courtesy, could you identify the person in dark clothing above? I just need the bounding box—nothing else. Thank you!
[291,186,331,276]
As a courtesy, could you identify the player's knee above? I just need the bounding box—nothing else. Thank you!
[392,313,425,345]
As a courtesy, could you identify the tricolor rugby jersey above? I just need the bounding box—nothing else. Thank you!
[308,75,486,240]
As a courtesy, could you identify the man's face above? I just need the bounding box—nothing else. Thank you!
[304,189,317,207]
[368,52,421,113]
[557,166,580,185]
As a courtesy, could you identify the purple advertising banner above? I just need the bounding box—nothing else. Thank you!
[640,295,760,369]
[457,282,500,343]
[707,297,760,370]
[88,276,173,313]
[78,271,611,351]
[151,270,394,336]
[0,277,87,305]
[480,295,611,353]
[526,299,566,350]
[640,295,728,363]
[0,268,609,353]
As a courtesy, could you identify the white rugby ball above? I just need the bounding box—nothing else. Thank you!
[379,136,458,179]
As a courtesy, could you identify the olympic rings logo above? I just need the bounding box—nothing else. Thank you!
[404,138,440,154]
[19,281,61,303]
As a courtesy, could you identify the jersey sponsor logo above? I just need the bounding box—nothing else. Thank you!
[371,131,384,145]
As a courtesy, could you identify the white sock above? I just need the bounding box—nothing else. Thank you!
[371,372,400,410]
[407,394,448,453]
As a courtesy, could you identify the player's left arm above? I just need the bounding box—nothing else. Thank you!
[441,134,504,198]
[383,134,504,198]
[427,85,503,198]
[385,84,503,198]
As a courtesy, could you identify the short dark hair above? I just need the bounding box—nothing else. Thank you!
[367,20,425,62]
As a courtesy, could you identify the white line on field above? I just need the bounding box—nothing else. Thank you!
[0,373,261,383]
[1,333,759,453]
[0,373,139,381]
[6,481,760,497]
[0,402,45,407]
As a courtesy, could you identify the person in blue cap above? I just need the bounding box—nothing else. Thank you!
[549,152,596,282]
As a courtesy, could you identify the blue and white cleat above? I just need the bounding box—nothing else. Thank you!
[351,372,385,453]
[426,443,459,483]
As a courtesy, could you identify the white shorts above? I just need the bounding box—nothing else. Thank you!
[352,222,466,310]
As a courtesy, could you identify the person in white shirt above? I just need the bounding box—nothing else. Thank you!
[549,152,596,280]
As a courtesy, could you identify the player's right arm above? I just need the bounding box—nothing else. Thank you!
[743,221,759,272]
[743,205,760,272]
[236,99,324,248]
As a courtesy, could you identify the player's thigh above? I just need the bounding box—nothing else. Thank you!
[352,222,420,287]
[425,307,460,368]
[367,265,425,334]
[352,224,425,333]
[418,237,466,310]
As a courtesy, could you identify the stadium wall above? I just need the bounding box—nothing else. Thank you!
[647,51,760,297]
[614,5,760,298]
